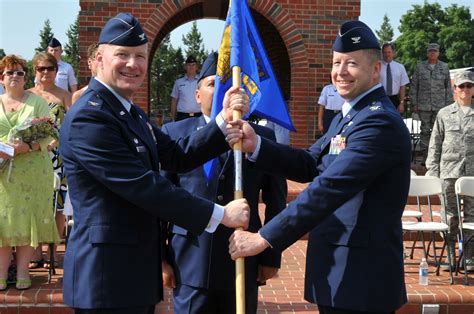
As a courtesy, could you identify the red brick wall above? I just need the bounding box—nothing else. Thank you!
[78,0,360,148]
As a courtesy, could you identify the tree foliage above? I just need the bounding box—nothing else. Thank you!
[150,35,184,117]
[36,19,54,54]
[181,21,208,65]
[437,5,474,69]
[376,14,394,45]
[63,15,80,78]
[396,2,473,75]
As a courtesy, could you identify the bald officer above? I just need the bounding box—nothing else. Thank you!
[60,13,250,314]
[229,21,411,314]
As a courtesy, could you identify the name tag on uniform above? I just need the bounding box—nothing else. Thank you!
[329,135,346,155]
[136,145,147,153]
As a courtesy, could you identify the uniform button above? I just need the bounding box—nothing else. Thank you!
[219,175,225,181]
[217,195,224,201]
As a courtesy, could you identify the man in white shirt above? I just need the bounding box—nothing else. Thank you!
[380,43,409,113]
[317,83,345,134]
[170,55,201,121]
[47,38,78,93]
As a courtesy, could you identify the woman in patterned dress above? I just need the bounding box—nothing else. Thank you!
[29,52,71,268]
[0,55,59,290]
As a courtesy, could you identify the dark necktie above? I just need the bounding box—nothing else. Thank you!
[386,63,393,96]
[130,105,148,135]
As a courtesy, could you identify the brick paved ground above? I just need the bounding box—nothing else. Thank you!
[3,177,474,313]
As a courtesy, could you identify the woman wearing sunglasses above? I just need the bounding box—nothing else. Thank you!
[29,52,72,270]
[0,55,60,290]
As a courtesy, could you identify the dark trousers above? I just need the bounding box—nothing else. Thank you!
[323,109,340,134]
[75,306,155,314]
[318,304,395,314]
[176,111,202,121]
[388,95,399,109]
[173,284,258,314]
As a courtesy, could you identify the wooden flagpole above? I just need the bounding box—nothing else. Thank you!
[232,65,246,314]
[230,1,245,311]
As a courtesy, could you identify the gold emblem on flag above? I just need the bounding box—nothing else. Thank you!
[217,25,232,83]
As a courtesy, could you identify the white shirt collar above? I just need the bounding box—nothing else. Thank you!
[343,83,383,116]
[94,78,132,112]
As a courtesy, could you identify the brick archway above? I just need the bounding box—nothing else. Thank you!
[78,0,360,147]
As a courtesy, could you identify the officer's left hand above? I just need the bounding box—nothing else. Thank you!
[229,230,269,260]
[257,266,279,285]
[221,87,249,121]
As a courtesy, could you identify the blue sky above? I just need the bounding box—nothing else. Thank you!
[0,0,472,60]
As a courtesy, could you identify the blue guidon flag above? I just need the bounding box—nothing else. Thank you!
[205,0,295,180]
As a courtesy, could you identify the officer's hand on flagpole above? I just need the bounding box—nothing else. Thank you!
[225,120,257,153]
[161,261,176,289]
[229,230,270,260]
[222,199,250,229]
[221,87,249,121]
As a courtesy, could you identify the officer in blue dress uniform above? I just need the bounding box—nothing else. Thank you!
[160,53,287,314]
[229,21,411,314]
[60,13,250,314]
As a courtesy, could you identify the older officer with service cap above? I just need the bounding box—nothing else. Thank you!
[60,13,250,314]
[229,20,411,314]
[410,43,453,165]
[161,52,287,314]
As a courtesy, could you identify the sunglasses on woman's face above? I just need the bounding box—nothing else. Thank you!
[458,84,473,89]
[36,66,56,72]
[3,70,26,77]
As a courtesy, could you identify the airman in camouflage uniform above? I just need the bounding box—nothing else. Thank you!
[426,70,474,264]
[410,43,453,164]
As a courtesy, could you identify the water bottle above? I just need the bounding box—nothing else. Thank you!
[419,258,429,285]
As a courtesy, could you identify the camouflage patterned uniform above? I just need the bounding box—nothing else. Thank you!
[410,60,453,162]
[426,102,474,258]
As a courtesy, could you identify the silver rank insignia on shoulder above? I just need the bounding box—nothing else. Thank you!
[369,105,381,111]
[88,101,99,106]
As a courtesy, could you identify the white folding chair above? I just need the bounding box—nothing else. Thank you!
[402,176,454,283]
[403,170,423,220]
[455,177,474,285]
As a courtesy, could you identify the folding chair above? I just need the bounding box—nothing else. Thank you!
[402,176,453,283]
[454,176,474,285]
[403,170,423,220]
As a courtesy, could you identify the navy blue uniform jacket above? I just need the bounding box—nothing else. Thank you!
[161,117,287,291]
[60,78,230,309]
[256,87,411,312]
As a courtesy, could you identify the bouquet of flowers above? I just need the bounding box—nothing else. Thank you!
[11,116,59,143]
[3,117,58,182]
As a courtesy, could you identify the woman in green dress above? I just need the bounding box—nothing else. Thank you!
[0,55,59,290]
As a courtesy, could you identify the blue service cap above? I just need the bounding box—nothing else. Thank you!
[333,20,380,52]
[185,55,197,64]
[98,13,148,46]
[197,52,218,82]
[48,37,61,48]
